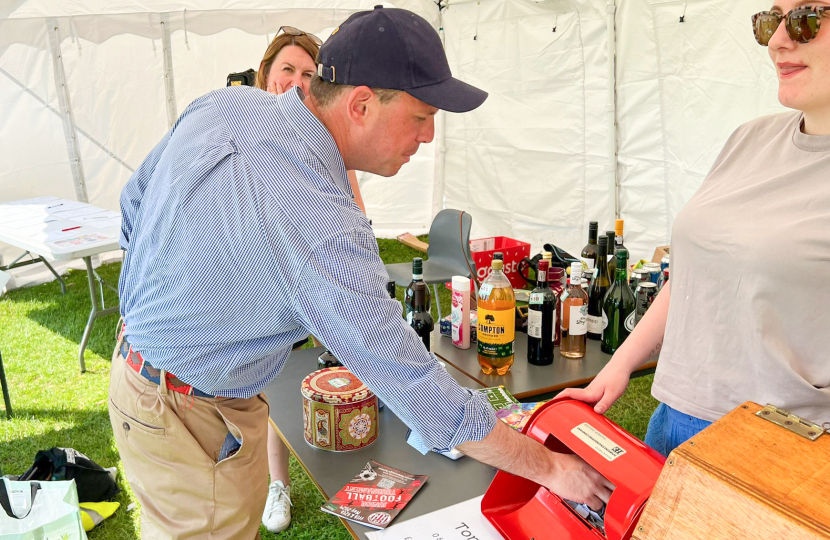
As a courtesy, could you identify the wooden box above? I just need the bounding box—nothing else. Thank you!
[633,402,830,540]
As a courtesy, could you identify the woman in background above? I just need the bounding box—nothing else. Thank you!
[254,26,368,533]
[561,1,830,455]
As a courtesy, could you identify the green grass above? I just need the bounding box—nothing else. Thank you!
[0,236,656,539]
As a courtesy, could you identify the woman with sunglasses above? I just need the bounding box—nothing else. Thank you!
[254,26,368,534]
[561,1,830,456]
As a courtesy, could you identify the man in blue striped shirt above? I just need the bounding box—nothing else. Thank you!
[111,7,612,538]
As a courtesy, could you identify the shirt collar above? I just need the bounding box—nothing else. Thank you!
[281,87,353,197]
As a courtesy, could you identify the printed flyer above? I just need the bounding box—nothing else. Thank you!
[321,461,428,529]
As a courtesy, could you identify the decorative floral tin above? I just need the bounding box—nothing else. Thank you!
[301,367,379,452]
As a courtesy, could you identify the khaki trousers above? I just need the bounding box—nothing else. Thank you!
[108,342,269,539]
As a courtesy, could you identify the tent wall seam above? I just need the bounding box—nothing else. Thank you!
[46,17,88,204]
[607,0,619,219]
[431,1,448,221]
[160,13,178,128]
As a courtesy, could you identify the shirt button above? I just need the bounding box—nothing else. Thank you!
[123,422,130,431]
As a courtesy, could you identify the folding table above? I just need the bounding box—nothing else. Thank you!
[0,196,122,372]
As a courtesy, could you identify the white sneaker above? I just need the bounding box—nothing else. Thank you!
[262,480,292,533]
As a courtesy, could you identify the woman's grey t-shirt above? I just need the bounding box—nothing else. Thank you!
[652,111,830,425]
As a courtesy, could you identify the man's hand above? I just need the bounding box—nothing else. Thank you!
[457,421,613,510]
[545,453,615,510]
[557,363,632,414]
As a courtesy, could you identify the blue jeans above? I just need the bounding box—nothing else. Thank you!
[644,403,712,457]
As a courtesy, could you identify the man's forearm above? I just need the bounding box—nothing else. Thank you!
[458,420,558,484]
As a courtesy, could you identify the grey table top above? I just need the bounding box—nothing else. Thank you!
[432,328,657,399]
[263,347,496,539]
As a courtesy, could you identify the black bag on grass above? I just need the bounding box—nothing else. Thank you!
[20,447,119,502]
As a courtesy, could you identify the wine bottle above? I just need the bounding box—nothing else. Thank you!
[410,281,434,351]
[527,260,555,366]
[581,221,599,270]
[405,258,431,323]
[587,236,611,341]
[560,262,588,359]
[605,230,617,275]
[601,249,636,354]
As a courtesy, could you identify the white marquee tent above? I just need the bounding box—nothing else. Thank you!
[0,0,785,289]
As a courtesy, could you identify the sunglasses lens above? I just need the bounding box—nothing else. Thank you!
[787,9,819,42]
[754,13,780,45]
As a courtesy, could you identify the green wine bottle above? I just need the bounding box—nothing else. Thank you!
[601,248,636,354]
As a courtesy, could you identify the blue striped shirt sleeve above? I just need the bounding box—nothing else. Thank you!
[292,227,498,454]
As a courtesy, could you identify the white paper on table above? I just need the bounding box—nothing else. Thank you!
[366,496,501,540]
[88,218,122,230]
[74,211,119,224]
[5,216,59,229]
[48,233,114,249]
[50,206,105,220]
[44,200,87,213]
[6,196,60,205]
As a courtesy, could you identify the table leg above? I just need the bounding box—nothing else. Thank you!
[78,256,119,373]
[1,251,67,294]
[0,351,12,418]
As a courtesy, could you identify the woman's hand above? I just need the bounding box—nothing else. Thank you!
[557,361,632,414]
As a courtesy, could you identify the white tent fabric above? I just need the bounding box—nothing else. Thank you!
[0,0,787,290]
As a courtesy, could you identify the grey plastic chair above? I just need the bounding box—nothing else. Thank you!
[385,209,477,321]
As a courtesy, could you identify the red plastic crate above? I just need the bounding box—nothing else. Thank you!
[470,236,531,289]
[481,399,665,540]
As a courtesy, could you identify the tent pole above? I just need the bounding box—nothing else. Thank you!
[607,0,620,220]
[431,3,448,222]
[47,18,89,204]
[160,13,179,128]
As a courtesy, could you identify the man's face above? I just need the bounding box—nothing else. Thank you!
[360,92,437,177]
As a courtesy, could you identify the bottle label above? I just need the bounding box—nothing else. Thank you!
[527,309,542,338]
[537,270,546,282]
[569,305,588,335]
[451,291,464,343]
[624,311,636,333]
[477,307,515,359]
[478,283,493,300]
[412,273,423,280]
[584,258,595,269]
[587,314,602,334]
[529,292,544,305]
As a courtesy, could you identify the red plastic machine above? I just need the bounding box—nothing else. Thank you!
[481,399,666,540]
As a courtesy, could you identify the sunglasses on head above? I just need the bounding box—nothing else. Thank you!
[752,5,830,46]
[278,26,323,47]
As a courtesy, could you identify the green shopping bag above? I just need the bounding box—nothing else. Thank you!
[0,478,88,540]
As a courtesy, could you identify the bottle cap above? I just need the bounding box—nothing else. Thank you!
[589,221,598,231]
[542,251,552,261]
[615,248,629,264]
[452,276,470,290]
[537,260,549,273]
[606,230,615,239]
[492,259,504,271]
[569,262,583,282]
[412,257,423,273]
[615,219,624,235]
[598,235,608,246]
[493,252,504,261]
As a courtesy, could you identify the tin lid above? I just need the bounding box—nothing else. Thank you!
[301,367,373,404]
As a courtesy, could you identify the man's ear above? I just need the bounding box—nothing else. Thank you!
[344,86,375,127]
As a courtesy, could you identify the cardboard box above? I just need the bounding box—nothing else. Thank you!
[651,246,669,264]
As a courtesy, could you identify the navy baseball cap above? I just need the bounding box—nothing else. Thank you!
[317,6,487,113]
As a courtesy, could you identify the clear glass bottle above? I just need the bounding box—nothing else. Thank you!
[587,236,611,341]
[560,262,589,359]
[477,256,515,375]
